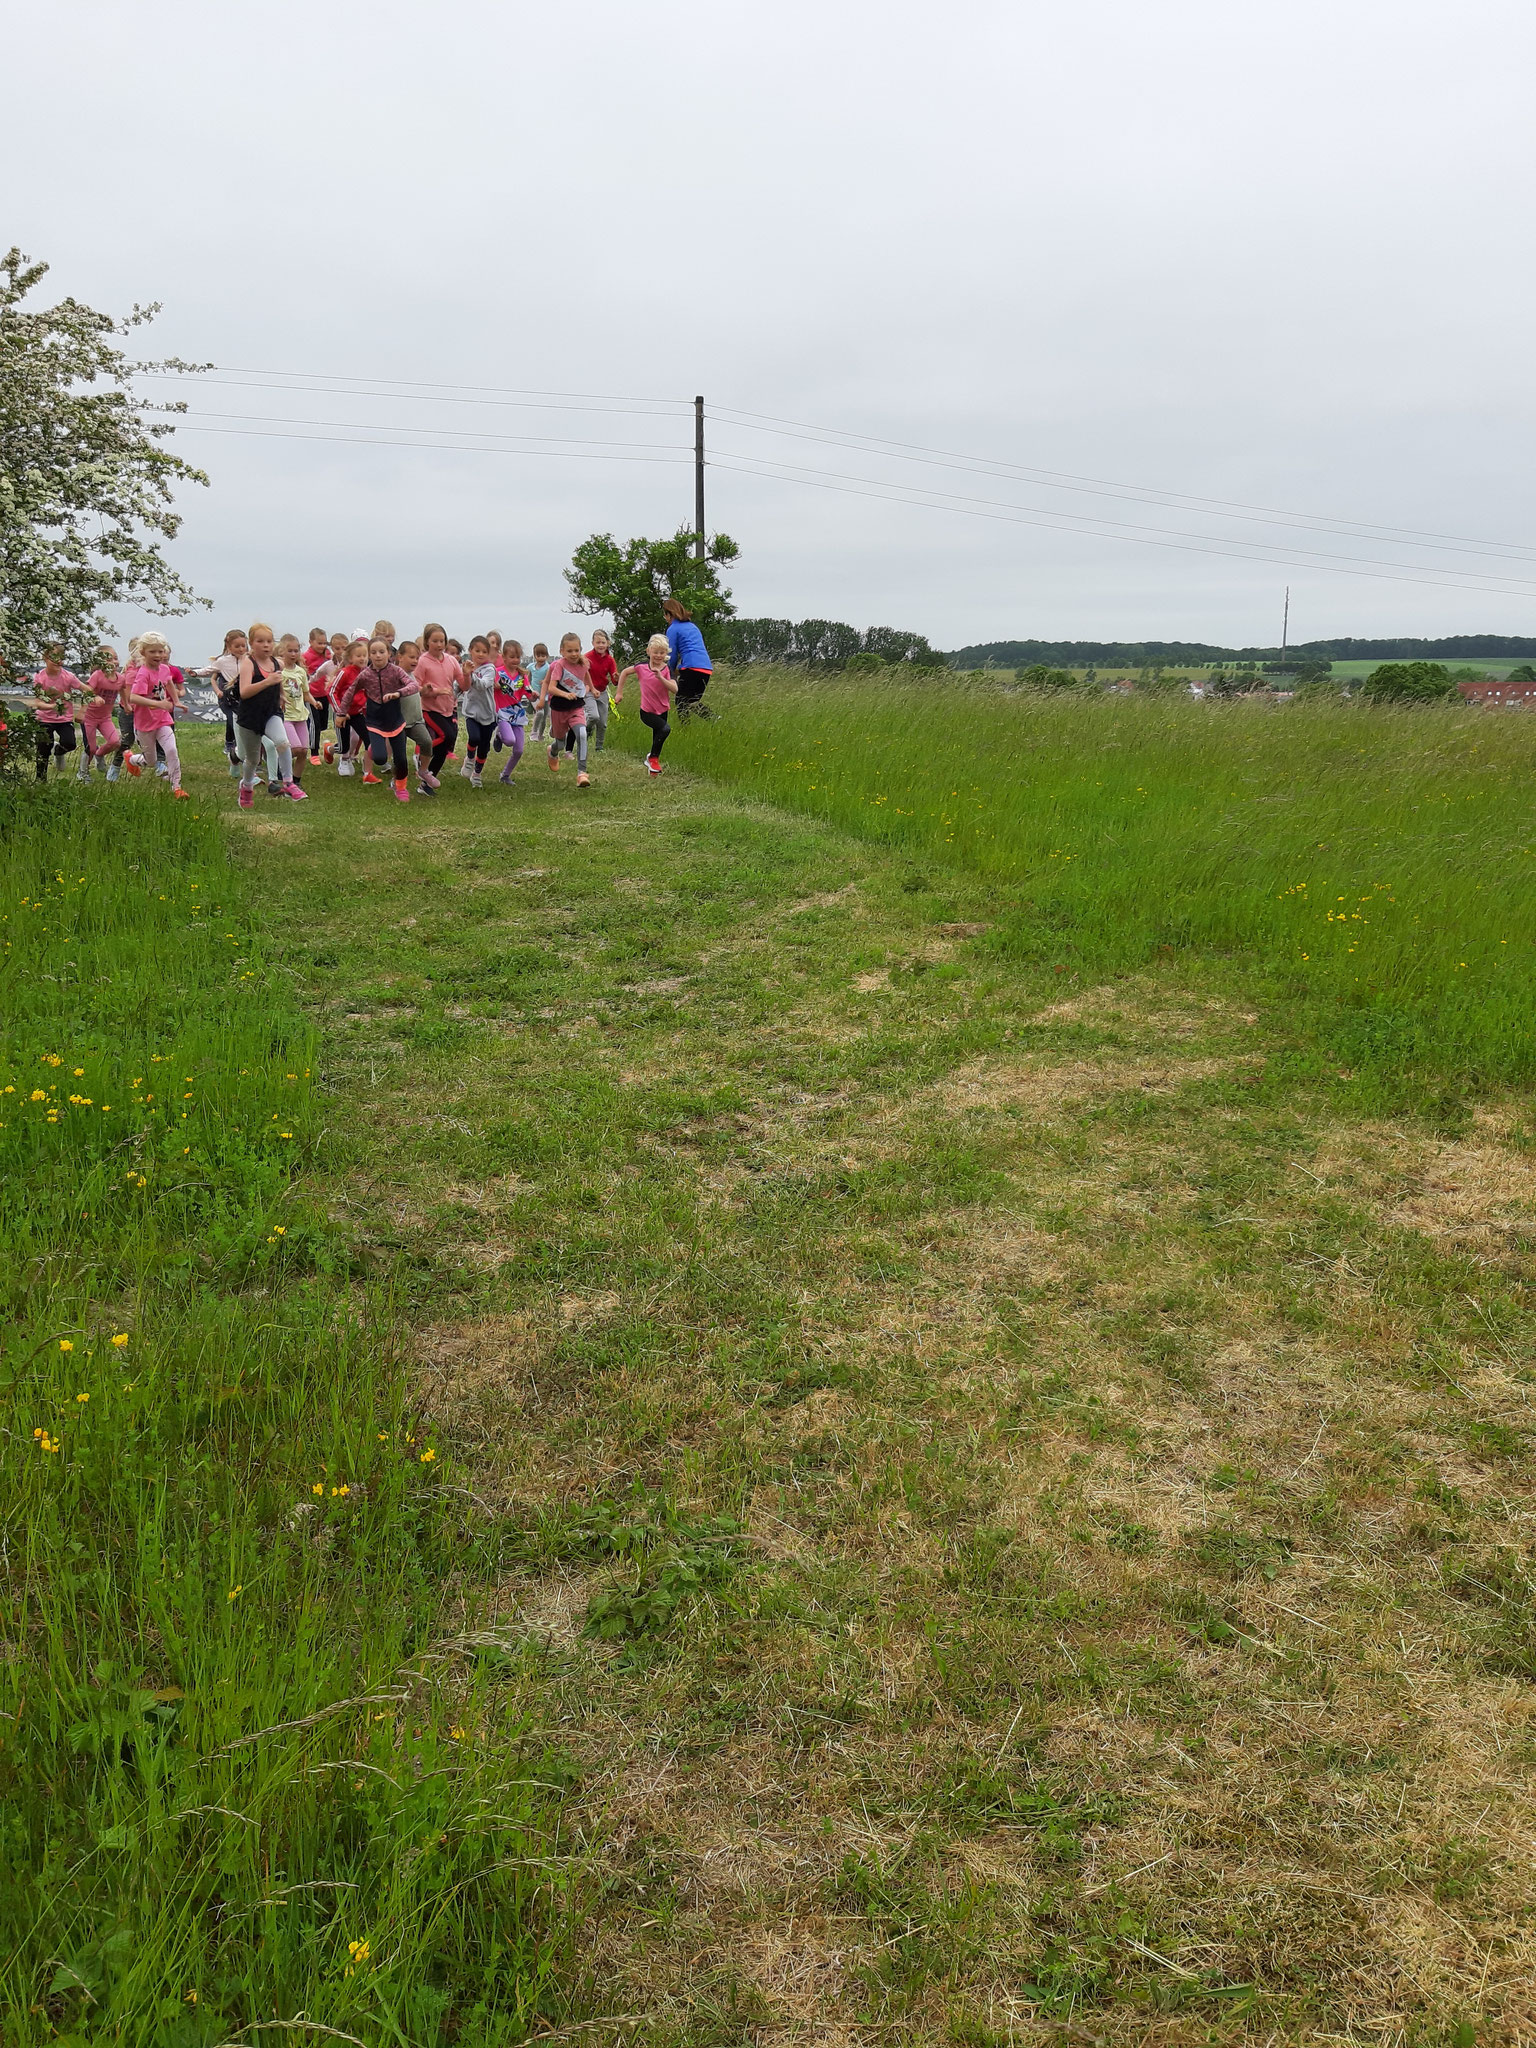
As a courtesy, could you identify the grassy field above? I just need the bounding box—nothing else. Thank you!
[4,686,1535,2045]
[683,676,1536,1101]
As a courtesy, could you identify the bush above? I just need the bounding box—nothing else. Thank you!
[1360,661,1459,704]
[1017,664,1078,691]
[0,702,45,794]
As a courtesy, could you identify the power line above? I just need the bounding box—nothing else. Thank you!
[708,401,1536,562]
[170,403,1536,594]
[703,449,1536,590]
[152,370,1536,599]
[142,371,692,425]
[172,366,689,407]
[175,421,694,468]
[708,454,1536,599]
[181,407,691,456]
[145,366,1536,563]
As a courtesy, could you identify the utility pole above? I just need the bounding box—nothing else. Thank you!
[1281,585,1290,668]
[694,395,705,562]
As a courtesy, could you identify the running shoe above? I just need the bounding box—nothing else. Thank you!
[155,761,170,778]
[646,757,662,775]
[267,780,282,798]
[459,757,474,779]
[470,770,483,788]
[393,780,409,804]
[548,751,559,773]
[172,787,190,800]
[498,761,516,784]
[416,779,436,796]
[323,740,335,763]
[419,769,440,791]
[337,758,354,777]
[361,771,382,785]
[309,753,322,769]
[577,771,590,787]
[283,782,308,801]
[125,756,143,777]
[105,763,120,783]
[238,784,253,809]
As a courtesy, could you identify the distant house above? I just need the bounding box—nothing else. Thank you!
[1458,675,1536,707]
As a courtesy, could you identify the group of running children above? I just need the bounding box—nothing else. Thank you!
[26,600,714,806]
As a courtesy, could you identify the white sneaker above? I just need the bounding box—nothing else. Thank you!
[105,762,120,783]
[337,758,355,777]
[155,761,169,778]
[459,757,474,778]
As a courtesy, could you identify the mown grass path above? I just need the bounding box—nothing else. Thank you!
[9,707,1536,2046]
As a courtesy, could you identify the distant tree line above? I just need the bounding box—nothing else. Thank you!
[949,634,1536,669]
[723,618,946,668]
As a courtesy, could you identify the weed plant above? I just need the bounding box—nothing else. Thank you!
[0,789,574,2045]
[671,674,1536,1095]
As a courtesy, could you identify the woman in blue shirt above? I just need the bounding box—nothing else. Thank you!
[662,598,713,715]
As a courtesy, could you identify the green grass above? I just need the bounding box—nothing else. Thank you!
[6,701,1534,2045]
[0,788,576,2046]
[672,674,1536,1097]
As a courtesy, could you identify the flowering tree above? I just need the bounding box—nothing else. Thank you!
[0,248,207,678]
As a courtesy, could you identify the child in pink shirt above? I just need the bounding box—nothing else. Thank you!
[81,646,126,779]
[29,645,83,780]
[615,634,677,775]
[128,633,189,797]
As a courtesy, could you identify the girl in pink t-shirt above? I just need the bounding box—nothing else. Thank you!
[128,634,189,797]
[81,646,126,779]
[615,634,677,775]
[29,645,84,781]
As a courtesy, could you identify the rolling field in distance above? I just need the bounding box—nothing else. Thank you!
[3,686,1534,2045]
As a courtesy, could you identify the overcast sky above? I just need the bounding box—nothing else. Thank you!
[12,0,1536,656]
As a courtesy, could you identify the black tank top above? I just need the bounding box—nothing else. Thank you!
[236,656,282,731]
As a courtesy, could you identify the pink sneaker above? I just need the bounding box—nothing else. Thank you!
[420,769,440,791]
[238,784,253,809]
[283,781,308,801]
[393,779,410,803]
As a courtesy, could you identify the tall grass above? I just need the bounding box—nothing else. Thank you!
[673,674,1536,1093]
[0,789,574,2045]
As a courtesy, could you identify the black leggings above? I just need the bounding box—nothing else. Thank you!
[640,708,670,760]
[675,668,710,709]
[36,723,76,776]
[368,726,409,778]
[310,698,329,751]
[465,716,495,768]
[425,708,458,777]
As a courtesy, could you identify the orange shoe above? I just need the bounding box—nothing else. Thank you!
[361,771,382,785]
[172,787,191,800]
[577,771,590,787]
